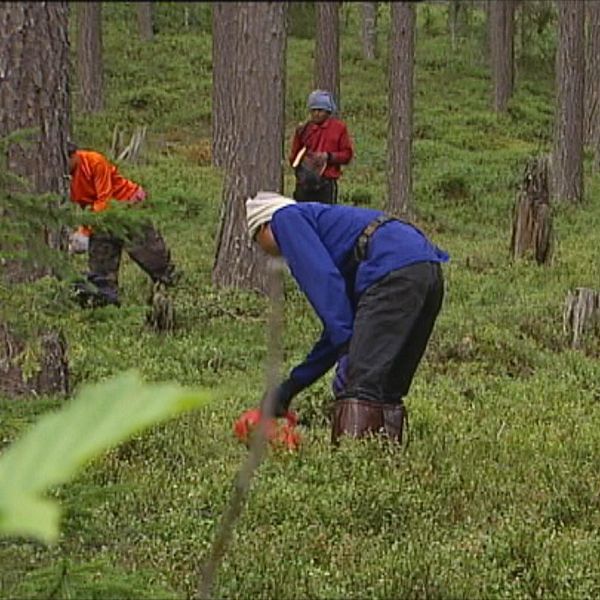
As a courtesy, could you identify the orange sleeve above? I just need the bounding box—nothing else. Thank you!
[77,225,93,237]
[90,156,113,212]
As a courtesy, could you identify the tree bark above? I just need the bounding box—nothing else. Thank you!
[510,156,553,265]
[314,2,340,110]
[137,2,154,42]
[211,2,239,169]
[0,326,69,397]
[563,288,600,349]
[0,2,71,397]
[212,2,287,293]
[0,3,70,197]
[361,2,378,61]
[387,2,415,218]
[552,0,585,203]
[77,1,103,113]
[585,0,600,158]
[448,0,470,51]
[489,0,515,112]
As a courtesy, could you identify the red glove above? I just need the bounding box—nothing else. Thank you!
[233,408,301,451]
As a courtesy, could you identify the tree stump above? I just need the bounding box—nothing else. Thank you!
[510,156,553,265]
[110,125,147,163]
[563,288,600,348]
[146,282,175,334]
[0,324,69,397]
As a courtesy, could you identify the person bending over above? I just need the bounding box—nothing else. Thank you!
[246,192,449,445]
[67,142,177,307]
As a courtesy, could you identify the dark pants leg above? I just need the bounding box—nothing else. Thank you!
[332,262,443,444]
[125,223,176,285]
[343,261,444,404]
[87,232,123,301]
[293,179,337,204]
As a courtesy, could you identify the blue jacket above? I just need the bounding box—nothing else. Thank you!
[270,202,449,391]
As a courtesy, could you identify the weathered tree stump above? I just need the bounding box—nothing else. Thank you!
[510,156,553,265]
[563,288,600,348]
[146,282,175,334]
[0,323,69,397]
[110,125,147,163]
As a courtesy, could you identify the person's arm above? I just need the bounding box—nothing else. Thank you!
[289,129,304,167]
[272,209,353,392]
[273,318,347,416]
[289,330,340,389]
[90,158,114,212]
[328,124,353,166]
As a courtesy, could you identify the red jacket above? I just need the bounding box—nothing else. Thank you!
[289,117,353,180]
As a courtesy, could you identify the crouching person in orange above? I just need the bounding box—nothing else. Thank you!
[67,142,177,307]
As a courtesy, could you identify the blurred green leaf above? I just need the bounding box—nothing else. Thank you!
[0,370,213,543]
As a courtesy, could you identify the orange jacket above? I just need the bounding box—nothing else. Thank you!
[70,150,141,213]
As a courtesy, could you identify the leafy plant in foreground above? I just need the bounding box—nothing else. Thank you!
[0,370,213,543]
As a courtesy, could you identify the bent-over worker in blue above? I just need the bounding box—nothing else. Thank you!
[246,191,449,445]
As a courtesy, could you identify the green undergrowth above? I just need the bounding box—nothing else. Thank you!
[3,2,600,599]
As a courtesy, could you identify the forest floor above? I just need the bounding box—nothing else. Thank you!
[3,4,600,599]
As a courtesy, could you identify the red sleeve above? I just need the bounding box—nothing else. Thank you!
[289,131,304,166]
[90,157,113,212]
[330,125,353,166]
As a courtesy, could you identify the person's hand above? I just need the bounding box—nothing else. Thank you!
[68,231,90,254]
[332,354,349,397]
[311,151,328,171]
[263,378,301,417]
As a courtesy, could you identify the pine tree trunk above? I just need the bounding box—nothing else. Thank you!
[137,2,154,42]
[585,0,600,159]
[212,2,287,293]
[510,156,553,265]
[0,2,71,398]
[211,2,239,169]
[361,2,378,61]
[77,1,103,113]
[448,0,468,51]
[0,3,70,197]
[315,2,340,110]
[489,0,515,112]
[552,0,585,203]
[387,2,415,218]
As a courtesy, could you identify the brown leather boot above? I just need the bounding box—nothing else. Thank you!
[331,398,406,446]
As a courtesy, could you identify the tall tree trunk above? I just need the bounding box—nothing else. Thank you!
[387,2,415,217]
[0,2,71,397]
[553,0,585,203]
[212,2,239,169]
[314,2,340,110]
[361,2,378,61]
[77,1,103,113]
[585,0,600,158]
[448,0,469,51]
[0,3,70,198]
[489,0,515,112]
[137,2,154,42]
[212,2,287,293]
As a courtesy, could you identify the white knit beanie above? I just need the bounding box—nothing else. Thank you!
[246,191,296,239]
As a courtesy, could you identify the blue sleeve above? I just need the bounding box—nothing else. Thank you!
[289,330,339,389]
[272,209,353,389]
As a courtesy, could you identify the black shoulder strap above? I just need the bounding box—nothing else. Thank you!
[354,215,396,262]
